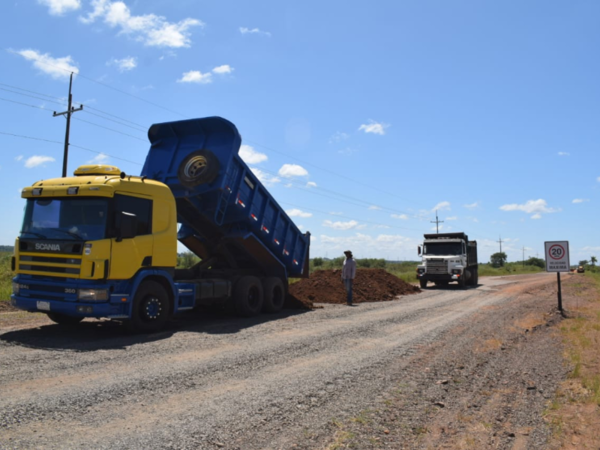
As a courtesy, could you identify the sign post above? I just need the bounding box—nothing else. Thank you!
[544,241,570,314]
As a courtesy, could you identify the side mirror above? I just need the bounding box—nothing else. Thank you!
[417,246,422,256]
[116,211,137,242]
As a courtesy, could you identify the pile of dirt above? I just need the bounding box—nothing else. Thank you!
[286,269,420,309]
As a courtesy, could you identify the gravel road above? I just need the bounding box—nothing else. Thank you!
[0,273,567,449]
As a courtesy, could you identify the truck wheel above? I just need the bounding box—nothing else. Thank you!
[178,149,220,187]
[458,274,467,289]
[473,268,479,286]
[129,281,170,333]
[419,279,427,289]
[262,277,285,313]
[234,276,264,317]
[47,312,83,327]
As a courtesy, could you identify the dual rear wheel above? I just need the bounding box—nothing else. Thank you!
[233,276,286,316]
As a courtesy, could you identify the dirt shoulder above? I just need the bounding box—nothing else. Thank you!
[319,273,597,450]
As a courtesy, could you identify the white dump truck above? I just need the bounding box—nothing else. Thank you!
[416,232,478,289]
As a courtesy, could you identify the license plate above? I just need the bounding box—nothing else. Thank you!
[37,301,50,311]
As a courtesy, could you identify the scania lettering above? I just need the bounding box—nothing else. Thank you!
[11,117,310,332]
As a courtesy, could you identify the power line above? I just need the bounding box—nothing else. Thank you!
[53,73,83,177]
[430,210,444,234]
[0,131,142,166]
[73,117,147,141]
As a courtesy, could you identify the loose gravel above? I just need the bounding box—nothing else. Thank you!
[0,273,567,449]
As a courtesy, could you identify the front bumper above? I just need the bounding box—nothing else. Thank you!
[11,294,130,318]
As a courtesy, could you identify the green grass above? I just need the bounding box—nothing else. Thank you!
[0,252,14,302]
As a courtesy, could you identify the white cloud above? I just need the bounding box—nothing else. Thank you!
[338,147,358,155]
[15,155,24,161]
[319,233,415,258]
[597,176,600,182]
[499,199,559,214]
[278,164,308,178]
[306,181,317,188]
[358,120,389,135]
[368,205,381,210]
[107,56,137,72]
[329,211,344,216]
[15,49,79,80]
[323,220,364,230]
[329,131,349,143]
[38,0,81,15]
[177,70,212,84]
[239,145,267,164]
[432,201,451,212]
[572,199,589,204]
[88,153,109,164]
[248,167,280,187]
[391,214,408,220]
[446,216,458,221]
[286,208,312,218]
[212,64,233,75]
[499,199,560,219]
[558,152,570,156]
[463,202,479,209]
[80,0,203,48]
[239,27,271,37]
[25,155,56,168]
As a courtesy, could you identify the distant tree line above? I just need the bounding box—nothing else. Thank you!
[0,246,14,253]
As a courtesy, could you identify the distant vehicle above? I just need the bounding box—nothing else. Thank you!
[416,232,478,289]
[577,266,585,273]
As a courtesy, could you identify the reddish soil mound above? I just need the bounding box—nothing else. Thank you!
[286,269,420,309]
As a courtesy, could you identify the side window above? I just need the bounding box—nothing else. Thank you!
[114,194,152,236]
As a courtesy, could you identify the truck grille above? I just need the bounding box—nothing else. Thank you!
[18,254,81,277]
[427,259,448,275]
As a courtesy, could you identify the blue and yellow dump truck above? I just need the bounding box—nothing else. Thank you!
[11,117,310,332]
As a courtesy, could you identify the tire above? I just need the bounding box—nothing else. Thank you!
[458,273,467,289]
[262,277,285,313]
[472,268,479,286]
[419,278,427,289]
[129,280,170,333]
[234,276,264,317]
[177,149,220,188]
[47,312,83,327]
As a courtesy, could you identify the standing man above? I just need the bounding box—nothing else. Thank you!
[342,250,357,306]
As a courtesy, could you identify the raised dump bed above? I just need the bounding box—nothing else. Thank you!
[141,116,310,279]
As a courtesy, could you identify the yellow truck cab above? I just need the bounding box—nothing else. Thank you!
[12,164,179,331]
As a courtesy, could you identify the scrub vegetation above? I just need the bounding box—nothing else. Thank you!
[546,272,600,446]
[0,252,13,303]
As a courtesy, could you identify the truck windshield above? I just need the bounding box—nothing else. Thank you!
[20,197,110,241]
[424,242,463,256]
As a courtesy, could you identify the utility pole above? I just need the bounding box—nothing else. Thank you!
[497,236,503,254]
[53,72,83,177]
[431,210,444,234]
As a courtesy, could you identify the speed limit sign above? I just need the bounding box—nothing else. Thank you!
[544,241,570,272]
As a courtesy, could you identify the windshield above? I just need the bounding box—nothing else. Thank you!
[424,242,463,256]
[20,197,110,241]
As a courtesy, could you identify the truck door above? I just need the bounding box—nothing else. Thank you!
[110,194,154,279]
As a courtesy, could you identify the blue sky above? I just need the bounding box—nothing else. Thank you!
[1,0,599,264]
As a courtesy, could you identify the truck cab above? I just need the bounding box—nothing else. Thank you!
[11,165,179,330]
[416,232,478,289]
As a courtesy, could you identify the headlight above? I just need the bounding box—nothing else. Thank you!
[78,288,109,301]
[12,282,19,295]
[451,269,462,275]
[417,268,426,274]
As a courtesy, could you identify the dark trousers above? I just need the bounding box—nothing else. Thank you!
[343,278,353,304]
